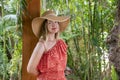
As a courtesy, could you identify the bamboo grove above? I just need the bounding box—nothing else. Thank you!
[0,0,118,80]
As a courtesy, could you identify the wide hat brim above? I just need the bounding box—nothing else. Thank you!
[32,14,70,38]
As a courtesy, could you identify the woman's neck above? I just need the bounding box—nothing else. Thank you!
[46,33,56,41]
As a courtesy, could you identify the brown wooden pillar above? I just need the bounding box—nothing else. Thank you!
[22,0,41,80]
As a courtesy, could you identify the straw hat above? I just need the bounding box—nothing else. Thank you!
[32,10,70,38]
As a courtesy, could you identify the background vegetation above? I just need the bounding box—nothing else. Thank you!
[0,0,22,80]
[0,0,118,80]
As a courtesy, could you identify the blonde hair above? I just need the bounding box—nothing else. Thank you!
[40,20,59,41]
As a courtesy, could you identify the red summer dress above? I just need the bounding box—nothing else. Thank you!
[36,39,67,80]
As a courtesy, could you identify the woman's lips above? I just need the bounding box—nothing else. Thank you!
[52,28,56,30]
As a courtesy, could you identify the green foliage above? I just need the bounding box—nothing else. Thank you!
[111,66,119,80]
[0,0,22,80]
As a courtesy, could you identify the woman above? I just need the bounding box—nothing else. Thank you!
[27,10,70,80]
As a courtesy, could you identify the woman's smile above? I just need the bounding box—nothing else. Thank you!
[52,28,56,30]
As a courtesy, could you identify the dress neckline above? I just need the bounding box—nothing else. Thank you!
[44,39,60,54]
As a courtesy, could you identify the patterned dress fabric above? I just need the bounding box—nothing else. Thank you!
[37,39,67,80]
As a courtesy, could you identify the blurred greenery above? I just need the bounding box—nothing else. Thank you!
[111,66,119,80]
[0,0,22,80]
[0,0,118,80]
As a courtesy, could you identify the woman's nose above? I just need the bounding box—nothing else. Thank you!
[52,22,56,27]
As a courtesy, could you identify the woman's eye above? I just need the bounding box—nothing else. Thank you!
[48,22,51,24]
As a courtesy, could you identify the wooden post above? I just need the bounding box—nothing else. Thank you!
[22,0,40,80]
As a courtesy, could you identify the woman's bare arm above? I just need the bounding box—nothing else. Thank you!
[27,41,45,76]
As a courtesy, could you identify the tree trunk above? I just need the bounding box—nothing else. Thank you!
[106,25,120,79]
[22,0,40,80]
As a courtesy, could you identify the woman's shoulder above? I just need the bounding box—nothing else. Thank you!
[57,38,68,50]
[39,37,46,43]
[35,39,45,48]
[57,38,67,46]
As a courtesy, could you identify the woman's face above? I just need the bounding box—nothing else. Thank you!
[47,20,59,34]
